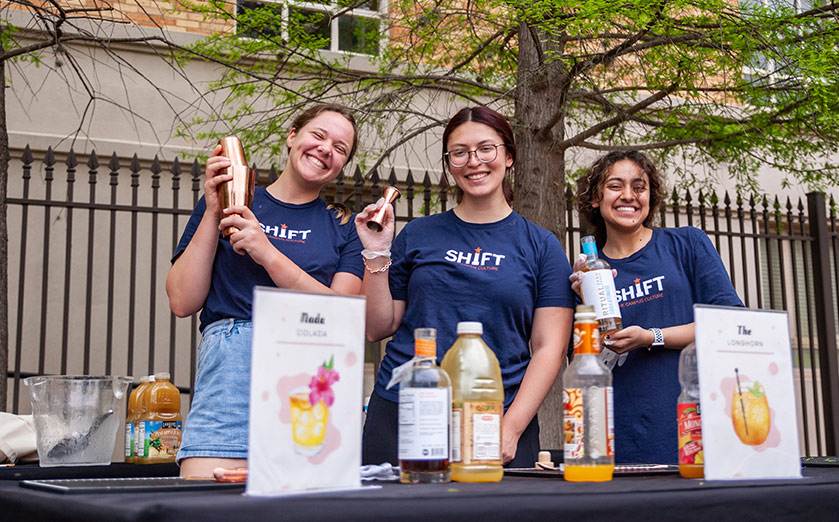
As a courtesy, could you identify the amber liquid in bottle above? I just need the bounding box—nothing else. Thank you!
[398,328,452,483]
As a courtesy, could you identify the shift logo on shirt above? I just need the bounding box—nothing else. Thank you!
[261,222,312,244]
[444,247,505,271]
[616,276,665,307]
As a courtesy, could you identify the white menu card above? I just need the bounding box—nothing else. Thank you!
[694,305,801,480]
[247,287,366,496]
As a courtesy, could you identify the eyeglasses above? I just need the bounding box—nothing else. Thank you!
[444,144,505,168]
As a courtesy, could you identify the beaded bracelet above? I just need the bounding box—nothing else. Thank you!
[364,257,392,274]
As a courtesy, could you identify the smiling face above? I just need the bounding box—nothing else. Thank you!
[285,111,355,188]
[445,121,513,202]
[592,159,651,234]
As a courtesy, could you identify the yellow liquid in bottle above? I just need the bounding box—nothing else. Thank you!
[451,463,504,482]
[564,464,615,482]
[441,327,504,483]
[679,463,704,479]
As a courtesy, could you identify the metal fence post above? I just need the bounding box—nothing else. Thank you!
[807,191,839,455]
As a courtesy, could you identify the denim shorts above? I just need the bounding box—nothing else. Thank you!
[177,319,252,462]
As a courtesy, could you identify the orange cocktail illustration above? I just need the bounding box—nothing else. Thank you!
[731,377,770,446]
[290,387,329,455]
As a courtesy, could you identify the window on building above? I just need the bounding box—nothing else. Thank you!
[236,0,383,56]
[741,0,817,86]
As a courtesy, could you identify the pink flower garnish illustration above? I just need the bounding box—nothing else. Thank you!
[308,356,340,407]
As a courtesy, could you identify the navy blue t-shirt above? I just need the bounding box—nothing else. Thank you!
[374,210,576,407]
[602,227,742,464]
[172,187,364,331]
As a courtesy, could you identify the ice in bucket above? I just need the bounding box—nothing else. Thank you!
[24,375,131,467]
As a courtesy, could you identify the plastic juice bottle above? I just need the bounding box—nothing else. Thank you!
[127,376,153,463]
[563,305,615,482]
[398,328,452,484]
[140,372,183,463]
[580,235,622,336]
[440,321,504,483]
[124,378,146,463]
[678,342,704,478]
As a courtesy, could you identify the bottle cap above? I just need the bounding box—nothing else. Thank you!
[456,322,483,335]
[574,304,596,320]
[535,451,555,469]
[414,328,437,358]
[581,235,598,256]
[154,372,171,381]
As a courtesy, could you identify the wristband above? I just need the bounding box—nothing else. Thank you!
[361,249,391,260]
[649,327,665,349]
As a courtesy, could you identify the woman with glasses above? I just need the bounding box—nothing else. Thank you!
[355,106,575,467]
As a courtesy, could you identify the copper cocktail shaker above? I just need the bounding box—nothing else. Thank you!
[218,136,255,238]
[367,186,401,232]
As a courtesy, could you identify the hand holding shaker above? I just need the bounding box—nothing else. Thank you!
[218,136,256,238]
[367,186,401,232]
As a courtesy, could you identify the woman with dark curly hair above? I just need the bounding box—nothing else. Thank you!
[570,150,741,464]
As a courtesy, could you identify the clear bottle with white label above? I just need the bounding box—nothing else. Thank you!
[563,305,614,482]
[580,235,622,336]
[398,328,451,483]
[440,322,504,483]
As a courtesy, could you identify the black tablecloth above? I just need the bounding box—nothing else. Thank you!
[0,462,179,481]
[2,466,837,521]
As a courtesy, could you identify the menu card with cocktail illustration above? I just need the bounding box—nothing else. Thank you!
[247,287,366,496]
[694,305,801,480]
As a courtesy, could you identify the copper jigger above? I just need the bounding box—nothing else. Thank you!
[367,186,401,232]
[218,136,255,238]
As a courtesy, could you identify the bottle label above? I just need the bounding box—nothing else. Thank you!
[142,420,183,459]
[451,401,502,464]
[134,422,145,458]
[563,386,614,461]
[573,321,600,355]
[581,269,621,321]
[451,409,462,462]
[678,402,703,465]
[398,388,449,460]
[124,422,134,458]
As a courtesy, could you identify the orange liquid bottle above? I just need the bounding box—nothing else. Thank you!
[563,305,615,482]
[139,373,183,463]
[678,343,704,478]
[126,376,153,464]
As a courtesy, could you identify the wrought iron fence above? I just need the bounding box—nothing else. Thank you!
[5,146,839,456]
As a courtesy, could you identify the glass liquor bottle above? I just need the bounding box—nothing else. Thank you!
[580,235,623,336]
[398,328,452,483]
[563,305,615,482]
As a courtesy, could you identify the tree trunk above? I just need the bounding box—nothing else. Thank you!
[0,50,9,411]
[513,22,568,452]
